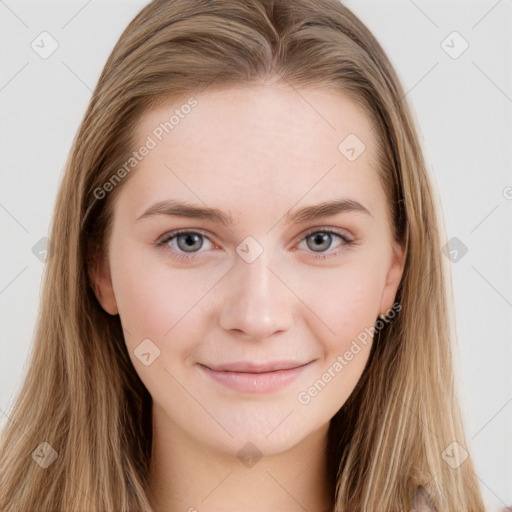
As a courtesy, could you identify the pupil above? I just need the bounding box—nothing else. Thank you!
[180,233,201,251]
[310,233,330,251]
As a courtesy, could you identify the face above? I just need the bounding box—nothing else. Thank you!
[92,82,404,457]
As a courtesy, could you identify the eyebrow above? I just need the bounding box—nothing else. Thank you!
[136,197,372,226]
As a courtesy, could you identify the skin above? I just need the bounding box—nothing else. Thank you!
[92,81,405,512]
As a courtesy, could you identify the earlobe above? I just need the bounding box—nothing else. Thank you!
[89,250,118,316]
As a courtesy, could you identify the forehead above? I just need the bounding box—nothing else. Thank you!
[120,83,383,220]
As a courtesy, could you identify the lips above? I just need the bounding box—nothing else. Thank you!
[197,360,313,393]
[205,361,310,373]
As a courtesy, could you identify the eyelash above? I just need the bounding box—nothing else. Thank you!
[154,227,354,262]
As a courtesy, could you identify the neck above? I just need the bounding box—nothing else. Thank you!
[146,403,335,512]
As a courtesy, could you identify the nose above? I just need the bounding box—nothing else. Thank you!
[218,249,294,340]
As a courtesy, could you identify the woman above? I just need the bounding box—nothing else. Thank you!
[0,0,487,510]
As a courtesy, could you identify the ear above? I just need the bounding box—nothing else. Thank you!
[89,247,118,316]
[378,240,405,315]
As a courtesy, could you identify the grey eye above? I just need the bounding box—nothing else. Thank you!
[305,232,340,252]
[175,232,205,252]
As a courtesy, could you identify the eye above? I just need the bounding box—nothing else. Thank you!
[155,227,354,262]
[297,227,353,260]
[155,229,215,261]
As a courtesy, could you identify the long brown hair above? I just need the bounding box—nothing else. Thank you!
[0,0,486,510]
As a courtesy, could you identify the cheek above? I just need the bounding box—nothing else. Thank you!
[109,249,210,396]
[110,244,215,351]
[292,259,383,349]
[292,265,381,414]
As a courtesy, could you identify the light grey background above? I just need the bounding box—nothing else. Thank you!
[1,1,511,510]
